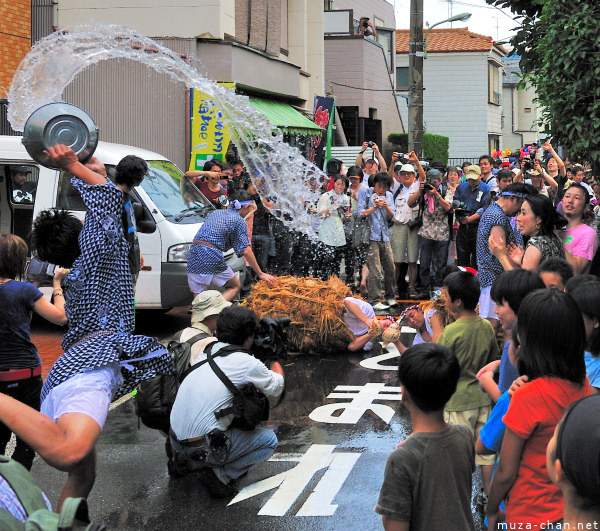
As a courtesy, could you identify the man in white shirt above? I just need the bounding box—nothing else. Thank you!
[169,306,284,498]
[390,163,421,298]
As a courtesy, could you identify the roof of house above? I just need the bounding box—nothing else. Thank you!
[396,27,506,54]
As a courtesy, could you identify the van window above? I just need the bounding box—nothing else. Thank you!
[1,164,39,246]
[57,172,87,211]
[140,160,214,224]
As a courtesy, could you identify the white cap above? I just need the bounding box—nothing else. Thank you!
[395,163,415,174]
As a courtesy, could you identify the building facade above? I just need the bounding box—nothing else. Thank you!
[396,28,506,161]
[324,0,403,159]
[502,53,542,150]
[26,0,325,169]
[0,0,31,135]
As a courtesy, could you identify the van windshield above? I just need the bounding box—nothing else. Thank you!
[140,160,214,224]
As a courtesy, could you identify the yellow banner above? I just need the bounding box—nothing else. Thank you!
[189,82,235,171]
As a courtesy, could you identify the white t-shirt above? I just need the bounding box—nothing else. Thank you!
[393,181,420,224]
[170,342,284,440]
[411,309,436,345]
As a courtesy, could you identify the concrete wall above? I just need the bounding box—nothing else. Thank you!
[57,0,236,40]
[63,38,195,170]
[325,36,403,155]
[0,0,31,98]
[196,41,302,100]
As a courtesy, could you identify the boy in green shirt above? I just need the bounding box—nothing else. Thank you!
[438,271,498,494]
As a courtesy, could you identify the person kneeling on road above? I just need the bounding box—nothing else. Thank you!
[169,305,285,498]
[187,191,277,301]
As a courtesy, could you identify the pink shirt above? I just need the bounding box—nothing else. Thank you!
[561,223,598,261]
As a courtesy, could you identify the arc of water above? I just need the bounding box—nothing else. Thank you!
[8,24,324,237]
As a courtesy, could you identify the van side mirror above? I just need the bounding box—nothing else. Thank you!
[132,199,156,233]
[137,219,157,234]
[133,201,143,219]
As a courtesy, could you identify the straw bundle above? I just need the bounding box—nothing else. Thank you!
[243,275,354,354]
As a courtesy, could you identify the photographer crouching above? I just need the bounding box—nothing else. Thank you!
[168,305,284,498]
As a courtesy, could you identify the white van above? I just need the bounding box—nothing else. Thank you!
[0,135,245,309]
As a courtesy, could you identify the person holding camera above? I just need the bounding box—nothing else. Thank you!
[355,141,387,186]
[390,156,422,298]
[355,17,377,39]
[316,175,350,280]
[169,305,284,498]
[408,168,453,296]
[453,165,492,269]
[0,234,67,471]
[185,159,227,210]
[357,172,396,310]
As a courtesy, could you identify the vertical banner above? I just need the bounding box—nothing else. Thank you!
[189,82,235,171]
[309,96,335,169]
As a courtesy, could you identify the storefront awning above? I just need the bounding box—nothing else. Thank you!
[248,98,323,135]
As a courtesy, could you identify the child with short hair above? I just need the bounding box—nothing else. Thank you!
[569,280,600,393]
[538,256,574,291]
[477,269,545,402]
[486,290,590,529]
[547,395,600,529]
[375,343,475,531]
[437,271,498,492]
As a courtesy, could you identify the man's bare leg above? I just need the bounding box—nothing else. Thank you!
[220,276,241,301]
[57,446,97,509]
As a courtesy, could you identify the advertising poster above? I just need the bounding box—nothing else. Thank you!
[309,95,335,169]
[189,82,235,171]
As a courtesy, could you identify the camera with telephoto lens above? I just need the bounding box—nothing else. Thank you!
[522,148,537,172]
[451,199,467,217]
[326,157,343,176]
[366,141,373,147]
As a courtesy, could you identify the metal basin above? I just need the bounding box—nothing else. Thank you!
[22,102,99,169]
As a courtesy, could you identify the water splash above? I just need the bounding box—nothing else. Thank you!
[8,24,323,237]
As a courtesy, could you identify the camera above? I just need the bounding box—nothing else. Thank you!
[361,18,369,28]
[451,199,467,217]
[394,152,407,159]
[423,182,433,192]
[26,257,57,281]
[326,157,343,176]
[366,141,373,147]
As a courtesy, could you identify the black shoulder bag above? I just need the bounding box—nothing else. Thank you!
[202,343,270,431]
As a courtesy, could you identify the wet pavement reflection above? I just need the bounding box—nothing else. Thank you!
[30,302,483,530]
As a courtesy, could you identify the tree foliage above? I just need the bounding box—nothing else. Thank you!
[488,0,600,172]
[388,133,449,164]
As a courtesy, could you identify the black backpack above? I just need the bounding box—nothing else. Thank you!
[134,332,209,432]
[0,455,105,530]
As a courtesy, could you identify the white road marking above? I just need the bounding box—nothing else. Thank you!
[228,444,360,517]
[308,383,402,424]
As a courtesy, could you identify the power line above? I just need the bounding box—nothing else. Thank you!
[329,81,401,92]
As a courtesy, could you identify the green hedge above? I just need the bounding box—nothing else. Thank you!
[387,133,449,165]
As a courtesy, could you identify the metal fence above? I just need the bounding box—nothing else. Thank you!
[0,100,20,136]
[448,157,476,168]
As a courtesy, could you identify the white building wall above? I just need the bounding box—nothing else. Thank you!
[333,0,396,29]
[396,52,490,160]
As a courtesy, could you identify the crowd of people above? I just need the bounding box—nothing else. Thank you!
[1,138,600,530]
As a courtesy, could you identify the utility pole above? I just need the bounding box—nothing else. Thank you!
[408,0,424,158]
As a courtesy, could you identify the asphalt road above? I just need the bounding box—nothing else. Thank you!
[29,305,484,530]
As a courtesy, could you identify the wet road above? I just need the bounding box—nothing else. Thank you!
[29,305,483,530]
